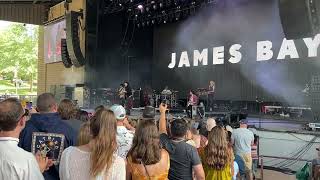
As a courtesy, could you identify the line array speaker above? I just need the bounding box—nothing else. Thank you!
[66,11,86,67]
[279,0,320,39]
[61,38,73,68]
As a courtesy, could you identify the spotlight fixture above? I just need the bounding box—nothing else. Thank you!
[137,4,144,13]
[137,4,143,9]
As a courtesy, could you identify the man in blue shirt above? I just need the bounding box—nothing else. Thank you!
[19,93,76,180]
[231,119,254,180]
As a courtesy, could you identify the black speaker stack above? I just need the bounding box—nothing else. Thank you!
[60,11,86,68]
[279,0,320,39]
[61,38,72,68]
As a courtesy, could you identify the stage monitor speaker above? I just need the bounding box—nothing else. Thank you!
[279,0,320,39]
[61,38,73,68]
[66,11,86,67]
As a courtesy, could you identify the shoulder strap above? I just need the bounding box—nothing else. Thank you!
[142,162,151,180]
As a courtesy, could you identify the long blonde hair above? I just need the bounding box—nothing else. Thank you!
[77,122,91,146]
[90,109,117,177]
[204,126,231,170]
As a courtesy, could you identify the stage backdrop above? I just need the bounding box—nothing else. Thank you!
[152,0,320,105]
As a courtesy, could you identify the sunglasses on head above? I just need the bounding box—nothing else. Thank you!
[23,109,29,117]
[17,109,29,121]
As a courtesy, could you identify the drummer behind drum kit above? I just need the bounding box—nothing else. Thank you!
[90,87,178,109]
[153,90,178,108]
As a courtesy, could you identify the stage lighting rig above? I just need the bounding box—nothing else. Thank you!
[140,0,212,26]
[102,0,214,27]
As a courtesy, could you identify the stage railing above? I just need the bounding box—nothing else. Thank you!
[259,155,311,180]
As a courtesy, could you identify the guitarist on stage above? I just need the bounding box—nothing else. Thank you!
[208,81,215,111]
[118,83,126,107]
[123,82,133,115]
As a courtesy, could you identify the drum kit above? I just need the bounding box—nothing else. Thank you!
[152,90,178,108]
[90,87,192,109]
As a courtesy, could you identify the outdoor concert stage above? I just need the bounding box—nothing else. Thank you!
[83,0,320,122]
[80,0,320,175]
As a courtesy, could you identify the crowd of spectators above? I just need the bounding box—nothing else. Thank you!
[0,93,261,180]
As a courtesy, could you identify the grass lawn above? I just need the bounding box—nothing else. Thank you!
[0,80,37,95]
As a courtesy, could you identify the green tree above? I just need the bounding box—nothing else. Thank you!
[0,23,38,93]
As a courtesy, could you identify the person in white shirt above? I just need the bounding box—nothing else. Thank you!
[110,104,135,159]
[0,98,48,180]
[59,108,126,180]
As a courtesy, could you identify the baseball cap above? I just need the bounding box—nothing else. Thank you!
[142,106,155,119]
[206,118,216,131]
[109,104,126,120]
[225,125,233,133]
[239,119,248,124]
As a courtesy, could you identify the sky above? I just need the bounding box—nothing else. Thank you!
[0,20,37,36]
[0,20,12,31]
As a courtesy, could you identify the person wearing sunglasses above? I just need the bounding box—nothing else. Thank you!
[0,98,49,180]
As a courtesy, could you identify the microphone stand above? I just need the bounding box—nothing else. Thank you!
[256,97,263,129]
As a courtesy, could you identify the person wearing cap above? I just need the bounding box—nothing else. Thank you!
[231,119,254,180]
[206,118,216,132]
[110,104,134,159]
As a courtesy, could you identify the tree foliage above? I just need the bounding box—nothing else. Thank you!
[0,23,38,82]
